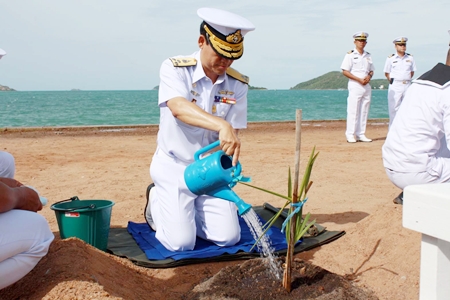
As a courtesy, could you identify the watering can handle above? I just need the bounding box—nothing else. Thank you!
[194,140,221,161]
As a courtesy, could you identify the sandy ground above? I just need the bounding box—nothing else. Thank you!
[0,120,420,299]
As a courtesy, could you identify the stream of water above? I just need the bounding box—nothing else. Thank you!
[241,208,283,280]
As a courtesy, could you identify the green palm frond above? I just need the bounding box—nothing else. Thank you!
[239,147,319,250]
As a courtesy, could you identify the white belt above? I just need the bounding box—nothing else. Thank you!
[393,80,411,84]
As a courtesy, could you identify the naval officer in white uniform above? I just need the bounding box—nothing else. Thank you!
[382,32,450,204]
[341,32,375,143]
[384,37,417,127]
[144,8,255,252]
[0,178,54,289]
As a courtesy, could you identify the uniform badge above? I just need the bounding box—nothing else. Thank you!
[212,105,217,114]
[214,96,236,104]
[190,90,200,97]
[192,83,197,88]
[406,60,411,62]
[219,90,227,95]
[227,91,234,95]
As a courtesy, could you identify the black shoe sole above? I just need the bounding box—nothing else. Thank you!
[144,183,155,230]
[393,192,403,205]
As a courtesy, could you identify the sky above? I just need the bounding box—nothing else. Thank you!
[0,0,449,91]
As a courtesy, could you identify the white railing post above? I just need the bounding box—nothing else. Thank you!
[403,183,450,300]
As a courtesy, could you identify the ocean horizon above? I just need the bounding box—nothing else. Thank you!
[0,89,389,128]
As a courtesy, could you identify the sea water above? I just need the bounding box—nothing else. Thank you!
[242,208,283,280]
[0,89,389,128]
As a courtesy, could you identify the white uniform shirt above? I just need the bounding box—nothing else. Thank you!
[340,49,375,82]
[382,64,450,173]
[383,53,416,81]
[157,50,248,164]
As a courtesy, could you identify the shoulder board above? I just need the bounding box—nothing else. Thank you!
[226,67,249,84]
[407,53,413,56]
[388,54,395,58]
[169,57,197,67]
[366,51,370,55]
[347,50,354,54]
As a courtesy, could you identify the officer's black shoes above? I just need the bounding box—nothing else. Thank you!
[144,183,156,231]
[393,192,403,205]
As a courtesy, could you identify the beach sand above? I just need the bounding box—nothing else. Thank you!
[0,121,420,299]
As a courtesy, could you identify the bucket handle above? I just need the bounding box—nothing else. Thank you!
[51,196,96,211]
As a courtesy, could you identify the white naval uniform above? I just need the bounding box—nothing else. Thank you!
[0,210,54,289]
[0,151,15,178]
[341,49,375,140]
[382,63,450,190]
[149,50,248,251]
[383,53,417,126]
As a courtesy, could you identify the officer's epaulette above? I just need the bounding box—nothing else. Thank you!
[366,51,370,54]
[226,67,249,84]
[407,53,413,56]
[169,57,197,67]
[347,50,354,54]
[388,54,395,58]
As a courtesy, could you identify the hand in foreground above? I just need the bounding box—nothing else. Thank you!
[0,183,43,213]
[17,187,44,212]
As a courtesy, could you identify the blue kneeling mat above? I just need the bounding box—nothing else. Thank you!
[127,212,288,261]
[107,203,345,268]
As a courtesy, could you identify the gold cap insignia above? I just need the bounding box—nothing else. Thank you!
[203,22,244,60]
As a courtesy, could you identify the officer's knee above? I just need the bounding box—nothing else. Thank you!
[0,151,15,178]
[213,227,241,247]
[157,226,196,252]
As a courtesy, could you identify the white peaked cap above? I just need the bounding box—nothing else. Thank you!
[353,31,369,40]
[393,36,408,44]
[197,7,255,37]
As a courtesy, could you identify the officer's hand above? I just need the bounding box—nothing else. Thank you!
[16,186,43,212]
[218,126,241,166]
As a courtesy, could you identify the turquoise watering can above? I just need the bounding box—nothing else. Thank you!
[184,141,252,215]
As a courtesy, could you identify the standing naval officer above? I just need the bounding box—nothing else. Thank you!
[144,8,255,252]
[384,37,417,127]
[382,31,450,204]
[341,32,375,143]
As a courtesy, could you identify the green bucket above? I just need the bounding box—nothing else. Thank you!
[51,196,115,251]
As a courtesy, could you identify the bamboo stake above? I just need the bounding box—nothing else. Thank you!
[283,109,302,292]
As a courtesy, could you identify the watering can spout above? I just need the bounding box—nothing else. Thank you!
[209,188,252,216]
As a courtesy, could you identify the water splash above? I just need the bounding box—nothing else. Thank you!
[241,208,282,280]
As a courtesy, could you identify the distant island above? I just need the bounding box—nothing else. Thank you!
[0,84,15,91]
[249,85,267,90]
[290,71,389,90]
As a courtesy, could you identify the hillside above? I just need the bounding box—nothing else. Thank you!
[290,71,389,90]
[0,84,16,91]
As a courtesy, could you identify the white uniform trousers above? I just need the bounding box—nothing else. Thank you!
[385,143,450,190]
[346,81,372,139]
[388,81,410,127]
[0,210,54,289]
[0,151,15,178]
[149,148,241,252]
